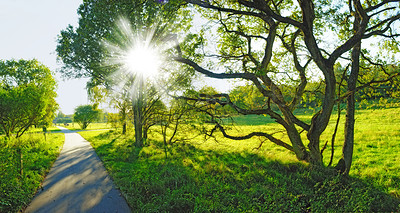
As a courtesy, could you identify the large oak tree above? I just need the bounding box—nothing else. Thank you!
[173,0,400,173]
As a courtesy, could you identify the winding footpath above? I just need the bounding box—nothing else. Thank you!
[25,127,131,213]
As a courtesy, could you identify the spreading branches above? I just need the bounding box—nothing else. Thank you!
[277,28,311,111]
[337,53,400,102]
[175,93,294,151]
[237,0,303,29]
[173,56,279,102]
[364,13,400,38]
[186,0,268,20]
[212,123,294,151]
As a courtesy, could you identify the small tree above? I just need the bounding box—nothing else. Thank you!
[73,105,101,129]
[158,98,198,154]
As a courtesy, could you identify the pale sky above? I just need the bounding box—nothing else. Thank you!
[0,0,87,115]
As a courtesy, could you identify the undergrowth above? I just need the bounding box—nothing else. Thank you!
[0,133,64,212]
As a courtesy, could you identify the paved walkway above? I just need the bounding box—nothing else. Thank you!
[25,127,131,213]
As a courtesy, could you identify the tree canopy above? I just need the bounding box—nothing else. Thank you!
[0,59,58,138]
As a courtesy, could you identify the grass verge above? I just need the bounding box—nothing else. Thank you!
[0,132,64,212]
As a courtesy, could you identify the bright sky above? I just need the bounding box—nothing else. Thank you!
[0,0,87,115]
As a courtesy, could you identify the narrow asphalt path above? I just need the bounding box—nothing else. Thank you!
[25,127,131,213]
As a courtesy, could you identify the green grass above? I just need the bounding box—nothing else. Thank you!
[221,108,400,198]
[12,125,62,135]
[319,108,400,197]
[225,108,314,126]
[79,107,400,212]
[0,133,64,212]
[61,122,111,131]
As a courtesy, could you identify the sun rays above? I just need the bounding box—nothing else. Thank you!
[102,17,165,101]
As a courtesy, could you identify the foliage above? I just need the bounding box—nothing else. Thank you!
[230,84,268,111]
[0,133,64,212]
[356,65,400,101]
[73,105,102,130]
[54,117,73,125]
[0,59,58,138]
[79,107,400,212]
[107,113,121,129]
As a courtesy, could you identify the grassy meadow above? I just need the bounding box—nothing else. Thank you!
[78,107,400,212]
[61,122,111,131]
[0,131,64,212]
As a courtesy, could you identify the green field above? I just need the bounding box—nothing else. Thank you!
[0,132,64,212]
[78,107,400,212]
[60,122,111,131]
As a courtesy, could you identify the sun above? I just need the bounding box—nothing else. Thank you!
[124,42,161,80]
[102,16,166,96]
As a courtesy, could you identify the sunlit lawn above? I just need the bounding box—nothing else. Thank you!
[61,122,111,131]
[79,107,400,212]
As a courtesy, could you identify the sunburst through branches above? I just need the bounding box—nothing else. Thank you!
[103,17,165,102]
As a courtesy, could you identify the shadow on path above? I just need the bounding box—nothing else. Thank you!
[25,127,131,213]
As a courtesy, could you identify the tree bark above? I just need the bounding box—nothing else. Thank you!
[122,122,127,135]
[308,133,323,165]
[121,106,127,135]
[133,102,143,147]
[133,80,144,147]
[339,1,368,174]
[285,123,310,161]
[143,126,148,142]
[341,41,361,175]
[306,69,336,166]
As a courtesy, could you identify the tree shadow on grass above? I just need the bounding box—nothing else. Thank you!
[92,135,400,212]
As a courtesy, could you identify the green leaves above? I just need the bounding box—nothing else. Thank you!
[0,59,58,138]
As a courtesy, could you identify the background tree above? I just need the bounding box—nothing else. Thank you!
[0,59,58,138]
[173,0,400,172]
[54,111,73,125]
[110,86,131,135]
[73,105,101,130]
